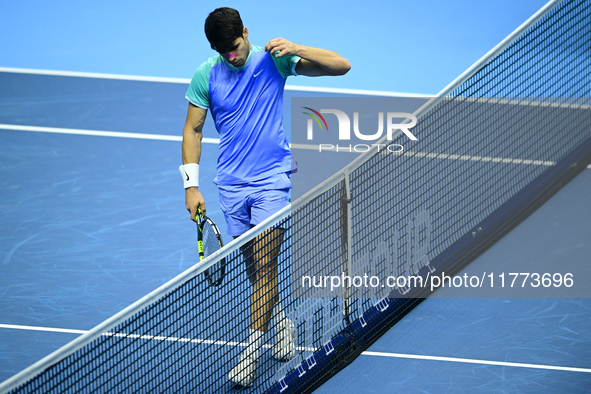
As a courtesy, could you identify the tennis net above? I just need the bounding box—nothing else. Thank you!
[1,0,590,393]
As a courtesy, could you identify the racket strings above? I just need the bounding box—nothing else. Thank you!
[202,223,221,256]
[201,221,224,285]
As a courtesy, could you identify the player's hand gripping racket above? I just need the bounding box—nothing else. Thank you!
[196,208,226,286]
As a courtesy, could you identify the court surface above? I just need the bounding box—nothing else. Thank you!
[1,68,590,393]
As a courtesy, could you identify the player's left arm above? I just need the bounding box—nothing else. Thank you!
[264,38,351,77]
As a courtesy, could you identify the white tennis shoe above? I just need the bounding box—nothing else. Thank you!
[273,318,297,361]
[228,352,257,387]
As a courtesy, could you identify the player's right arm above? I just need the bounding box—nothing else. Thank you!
[182,102,208,220]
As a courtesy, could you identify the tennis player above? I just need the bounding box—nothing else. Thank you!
[179,7,350,387]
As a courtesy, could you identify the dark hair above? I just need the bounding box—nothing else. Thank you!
[204,8,244,53]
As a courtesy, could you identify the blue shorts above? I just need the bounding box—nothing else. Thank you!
[218,173,290,237]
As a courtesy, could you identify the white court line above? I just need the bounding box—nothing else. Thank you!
[0,67,191,84]
[0,67,431,97]
[102,332,316,352]
[403,151,556,166]
[0,323,315,352]
[361,351,591,374]
[2,124,589,168]
[291,143,559,166]
[0,124,218,144]
[0,324,87,335]
[2,323,589,374]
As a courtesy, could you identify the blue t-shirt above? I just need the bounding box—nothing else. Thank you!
[186,45,299,186]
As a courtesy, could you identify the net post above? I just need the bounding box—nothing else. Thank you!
[340,169,353,323]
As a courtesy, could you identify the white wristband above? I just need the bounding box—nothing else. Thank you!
[179,163,199,189]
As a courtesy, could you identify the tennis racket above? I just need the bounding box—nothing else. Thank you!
[196,209,226,286]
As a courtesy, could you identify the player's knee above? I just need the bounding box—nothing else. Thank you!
[241,239,257,282]
[257,259,277,277]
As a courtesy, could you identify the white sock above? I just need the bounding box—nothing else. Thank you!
[273,301,286,328]
[245,329,264,359]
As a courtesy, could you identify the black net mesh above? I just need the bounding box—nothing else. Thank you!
[6,1,591,393]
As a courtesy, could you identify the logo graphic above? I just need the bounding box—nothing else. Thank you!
[185,173,189,181]
[302,107,329,138]
[253,69,264,77]
[303,107,418,142]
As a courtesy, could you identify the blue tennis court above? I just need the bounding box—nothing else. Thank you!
[2,73,590,393]
[314,170,591,393]
[2,1,591,393]
[0,70,393,388]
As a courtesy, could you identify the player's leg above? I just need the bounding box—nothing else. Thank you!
[241,229,293,359]
[226,176,293,386]
[228,234,282,387]
[247,181,295,361]
[219,186,261,386]
[250,228,295,361]
[250,227,284,332]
